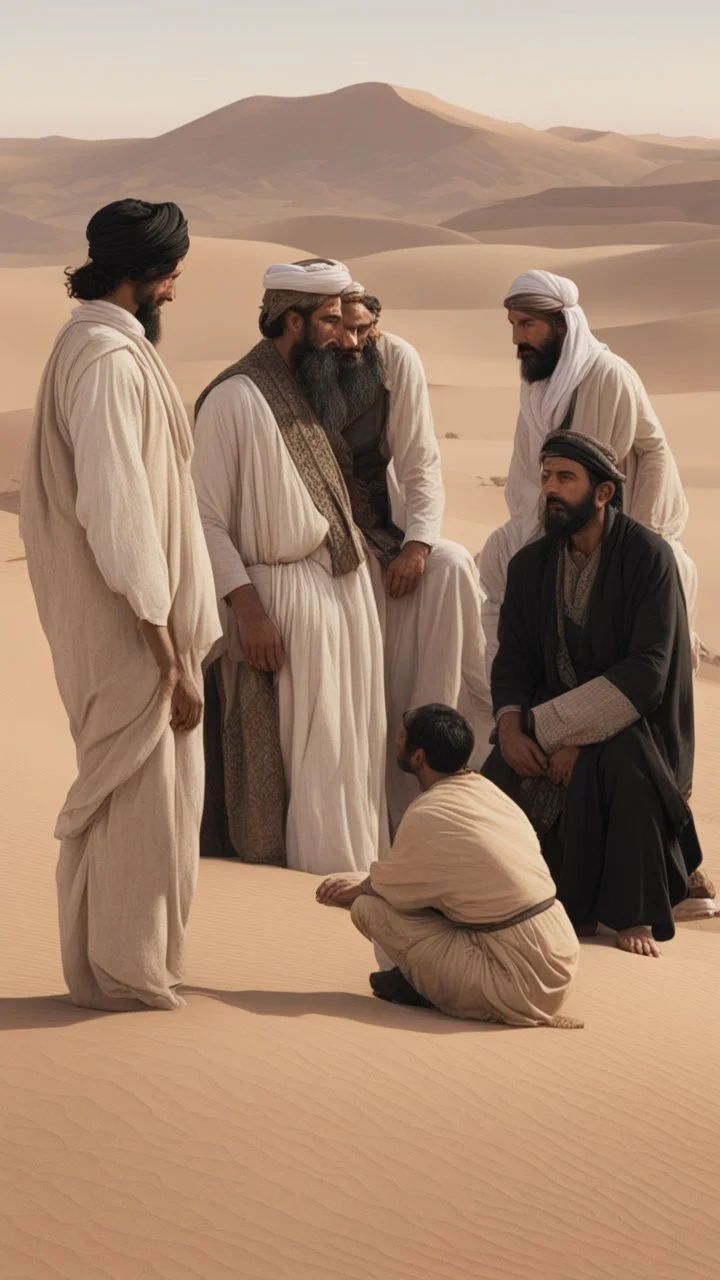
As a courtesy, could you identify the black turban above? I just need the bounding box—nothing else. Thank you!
[540,430,627,487]
[85,199,189,274]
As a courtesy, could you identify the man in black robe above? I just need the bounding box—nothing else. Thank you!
[482,429,711,956]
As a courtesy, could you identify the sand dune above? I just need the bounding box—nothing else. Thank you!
[630,159,720,187]
[545,125,720,165]
[234,214,475,259]
[470,221,720,248]
[596,311,718,394]
[348,243,656,312]
[567,239,720,323]
[445,178,720,235]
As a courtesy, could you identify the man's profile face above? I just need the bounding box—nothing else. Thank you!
[339,300,375,362]
[508,307,565,384]
[541,456,600,536]
[132,261,184,345]
[305,297,343,350]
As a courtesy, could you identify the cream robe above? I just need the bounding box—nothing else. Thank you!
[352,772,582,1027]
[20,301,221,1012]
[477,349,698,674]
[372,334,493,832]
[192,375,390,875]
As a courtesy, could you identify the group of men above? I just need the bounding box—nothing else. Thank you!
[19,197,717,1024]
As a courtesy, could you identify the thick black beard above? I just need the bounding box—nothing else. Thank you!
[294,336,347,432]
[396,748,418,776]
[136,299,161,346]
[518,333,563,384]
[337,339,385,415]
[543,488,598,538]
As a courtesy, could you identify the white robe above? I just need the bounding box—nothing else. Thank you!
[477,348,698,675]
[373,333,493,832]
[191,375,390,875]
[21,301,221,1011]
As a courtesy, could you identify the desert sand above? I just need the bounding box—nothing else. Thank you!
[2,85,720,1279]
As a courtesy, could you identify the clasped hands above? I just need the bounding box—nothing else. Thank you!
[316,875,368,910]
[499,716,579,788]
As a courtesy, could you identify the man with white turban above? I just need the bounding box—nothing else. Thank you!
[478,270,698,675]
[191,258,389,875]
[321,285,493,834]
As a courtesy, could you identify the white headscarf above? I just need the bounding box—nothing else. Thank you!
[505,270,606,451]
[262,260,352,294]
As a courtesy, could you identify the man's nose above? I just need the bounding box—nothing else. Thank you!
[340,328,359,349]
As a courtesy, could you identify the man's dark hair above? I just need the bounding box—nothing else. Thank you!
[65,259,178,301]
[363,294,382,320]
[403,704,475,773]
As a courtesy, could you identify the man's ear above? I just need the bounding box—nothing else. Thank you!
[597,480,615,508]
[285,309,304,339]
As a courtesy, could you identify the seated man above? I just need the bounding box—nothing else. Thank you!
[314,284,492,833]
[481,430,715,957]
[317,704,582,1029]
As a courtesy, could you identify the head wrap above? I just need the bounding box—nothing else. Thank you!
[540,430,626,487]
[341,281,367,300]
[260,258,353,326]
[504,269,606,450]
[85,199,189,274]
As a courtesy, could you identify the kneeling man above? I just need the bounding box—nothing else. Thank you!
[317,705,582,1029]
[482,430,712,956]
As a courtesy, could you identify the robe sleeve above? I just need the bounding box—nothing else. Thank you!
[532,676,639,753]
[384,335,444,547]
[369,809,445,912]
[68,349,171,625]
[489,552,542,714]
[594,361,688,538]
[599,540,681,717]
[191,381,252,601]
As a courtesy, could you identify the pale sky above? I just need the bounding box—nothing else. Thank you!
[3,0,719,139]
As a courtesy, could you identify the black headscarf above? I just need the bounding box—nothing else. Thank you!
[86,199,189,274]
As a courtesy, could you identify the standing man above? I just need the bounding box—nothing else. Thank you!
[481,431,712,956]
[192,259,389,875]
[478,269,698,675]
[20,199,221,1011]
[321,285,492,833]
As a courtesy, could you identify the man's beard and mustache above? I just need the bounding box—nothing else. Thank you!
[337,338,384,411]
[135,297,162,346]
[294,328,384,432]
[396,746,417,776]
[517,333,563,383]
[543,488,598,538]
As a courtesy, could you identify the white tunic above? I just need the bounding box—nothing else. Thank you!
[477,348,698,674]
[374,334,493,833]
[191,374,390,875]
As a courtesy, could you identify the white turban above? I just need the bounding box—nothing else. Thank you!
[504,269,606,449]
[262,260,352,294]
[341,280,366,299]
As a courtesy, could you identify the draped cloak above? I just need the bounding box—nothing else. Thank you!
[482,511,701,941]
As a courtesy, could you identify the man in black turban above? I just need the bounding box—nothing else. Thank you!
[481,430,715,957]
[65,198,189,344]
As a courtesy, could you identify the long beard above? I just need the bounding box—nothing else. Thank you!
[543,489,598,538]
[337,340,385,415]
[136,299,162,346]
[518,333,563,384]
[294,339,347,431]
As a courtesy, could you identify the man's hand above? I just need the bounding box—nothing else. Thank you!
[385,542,430,600]
[316,875,368,909]
[547,745,580,788]
[498,714,548,778]
[230,584,285,673]
[167,668,204,733]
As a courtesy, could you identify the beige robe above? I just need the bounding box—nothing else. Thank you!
[352,772,582,1027]
[192,374,390,874]
[371,334,493,831]
[478,348,698,674]
[20,301,221,1011]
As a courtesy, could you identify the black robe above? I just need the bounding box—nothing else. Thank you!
[482,510,701,941]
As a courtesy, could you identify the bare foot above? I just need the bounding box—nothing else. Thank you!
[616,926,660,957]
